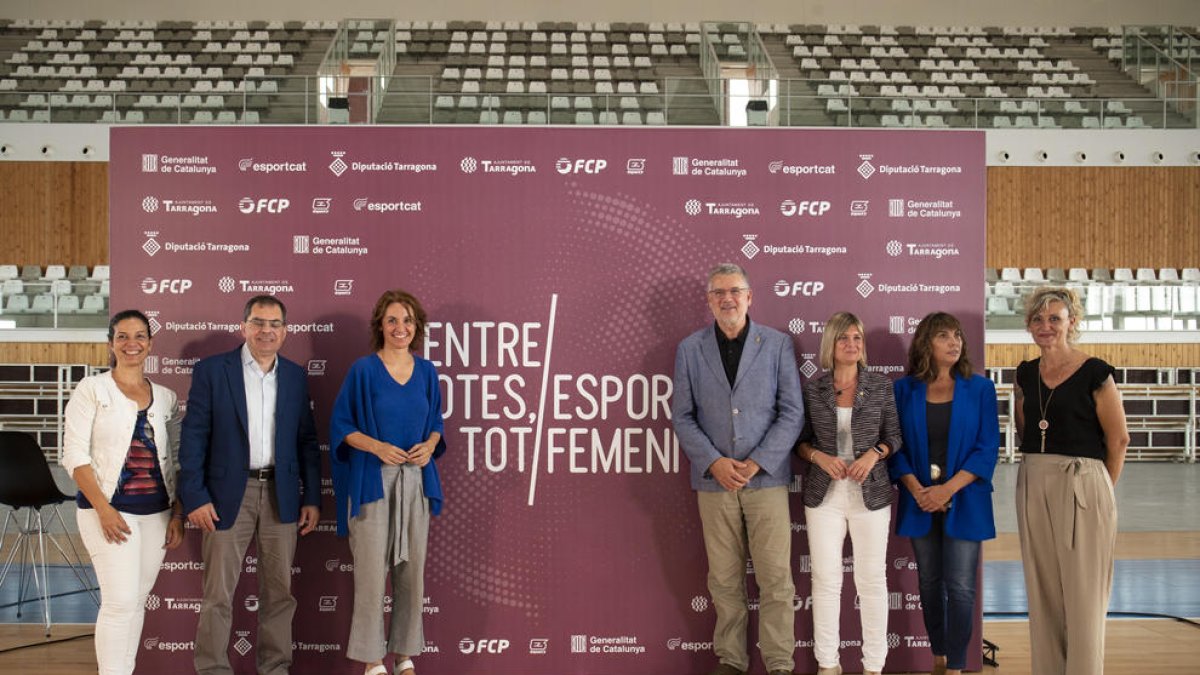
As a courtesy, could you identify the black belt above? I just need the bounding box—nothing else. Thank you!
[249,467,275,481]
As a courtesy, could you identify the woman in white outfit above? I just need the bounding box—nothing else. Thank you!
[62,310,184,675]
[793,312,901,675]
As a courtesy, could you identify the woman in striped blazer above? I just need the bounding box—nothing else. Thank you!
[794,312,902,675]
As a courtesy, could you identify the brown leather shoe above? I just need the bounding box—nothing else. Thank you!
[767,670,797,675]
[708,664,746,675]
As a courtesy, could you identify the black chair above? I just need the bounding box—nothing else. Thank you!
[0,430,97,635]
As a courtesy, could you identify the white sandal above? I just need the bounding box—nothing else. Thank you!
[365,665,388,675]
[394,658,416,675]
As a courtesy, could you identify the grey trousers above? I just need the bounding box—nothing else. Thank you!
[195,479,298,675]
[697,486,796,673]
[346,463,430,663]
[1017,454,1117,675]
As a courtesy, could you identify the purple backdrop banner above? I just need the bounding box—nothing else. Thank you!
[109,126,986,674]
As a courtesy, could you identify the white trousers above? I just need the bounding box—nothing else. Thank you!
[77,508,170,675]
[805,479,891,672]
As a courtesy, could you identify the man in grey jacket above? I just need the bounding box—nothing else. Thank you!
[672,263,805,675]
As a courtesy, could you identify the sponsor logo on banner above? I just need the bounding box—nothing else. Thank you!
[234,631,253,656]
[143,637,196,652]
[768,160,837,176]
[779,200,831,217]
[144,311,161,336]
[244,595,259,612]
[797,555,812,573]
[143,232,161,256]
[856,273,875,299]
[555,157,607,174]
[789,475,802,492]
[773,280,826,297]
[423,641,439,654]
[143,355,160,374]
[673,156,747,177]
[238,197,290,214]
[685,199,760,218]
[890,316,906,334]
[142,153,217,175]
[739,236,847,258]
[333,279,353,296]
[888,632,902,649]
[690,596,709,612]
[793,594,814,611]
[905,635,932,648]
[888,241,962,258]
[292,235,370,257]
[740,234,760,260]
[889,592,904,610]
[667,638,712,652]
[312,197,332,214]
[144,594,161,610]
[141,277,193,294]
[529,639,549,655]
[864,273,962,297]
[237,158,307,173]
[626,158,645,174]
[422,596,440,615]
[328,149,437,176]
[894,556,918,570]
[459,638,511,655]
[890,198,964,219]
[142,196,218,216]
[460,156,537,176]
[787,318,806,334]
[218,278,295,294]
[799,353,819,379]
[294,641,342,654]
[325,558,353,572]
[149,596,203,612]
[307,360,327,376]
[850,200,869,216]
[857,154,877,179]
[144,229,251,255]
[569,634,646,655]
[352,197,423,213]
[318,596,337,612]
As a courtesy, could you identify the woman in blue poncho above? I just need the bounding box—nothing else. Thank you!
[330,289,445,675]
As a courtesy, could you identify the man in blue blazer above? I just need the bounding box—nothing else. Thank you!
[672,263,805,675]
[179,295,321,675]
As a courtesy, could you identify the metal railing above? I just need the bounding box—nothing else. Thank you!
[985,279,1200,332]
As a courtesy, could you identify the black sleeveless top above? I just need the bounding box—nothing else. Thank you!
[1016,357,1115,460]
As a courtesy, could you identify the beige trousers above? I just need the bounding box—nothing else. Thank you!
[1016,454,1117,675]
[195,480,298,675]
[697,486,795,673]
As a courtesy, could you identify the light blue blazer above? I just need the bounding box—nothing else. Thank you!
[890,374,999,541]
[672,321,804,491]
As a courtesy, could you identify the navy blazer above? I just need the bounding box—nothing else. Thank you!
[890,374,999,541]
[178,347,321,529]
[672,320,804,491]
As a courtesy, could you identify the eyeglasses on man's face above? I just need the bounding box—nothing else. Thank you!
[246,318,285,330]
[708,287,748,300]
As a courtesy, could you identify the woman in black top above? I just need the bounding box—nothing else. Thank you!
[1013,287,1129,675]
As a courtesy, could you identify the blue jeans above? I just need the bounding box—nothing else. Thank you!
[910,512,981,670]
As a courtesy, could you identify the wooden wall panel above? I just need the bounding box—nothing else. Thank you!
[0,162,108,267]
[986,343,1200,369]
[0,343,108,366]
[987,167,1200,270]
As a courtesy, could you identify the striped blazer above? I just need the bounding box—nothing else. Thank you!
[797,367,902,510]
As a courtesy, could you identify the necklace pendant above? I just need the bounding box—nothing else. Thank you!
[1038,419,1049,431]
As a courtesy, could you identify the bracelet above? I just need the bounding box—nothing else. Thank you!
[871,444,886,458]
[171,512,184,521]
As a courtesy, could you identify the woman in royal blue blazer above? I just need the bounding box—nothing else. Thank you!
[890,312,999,675]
